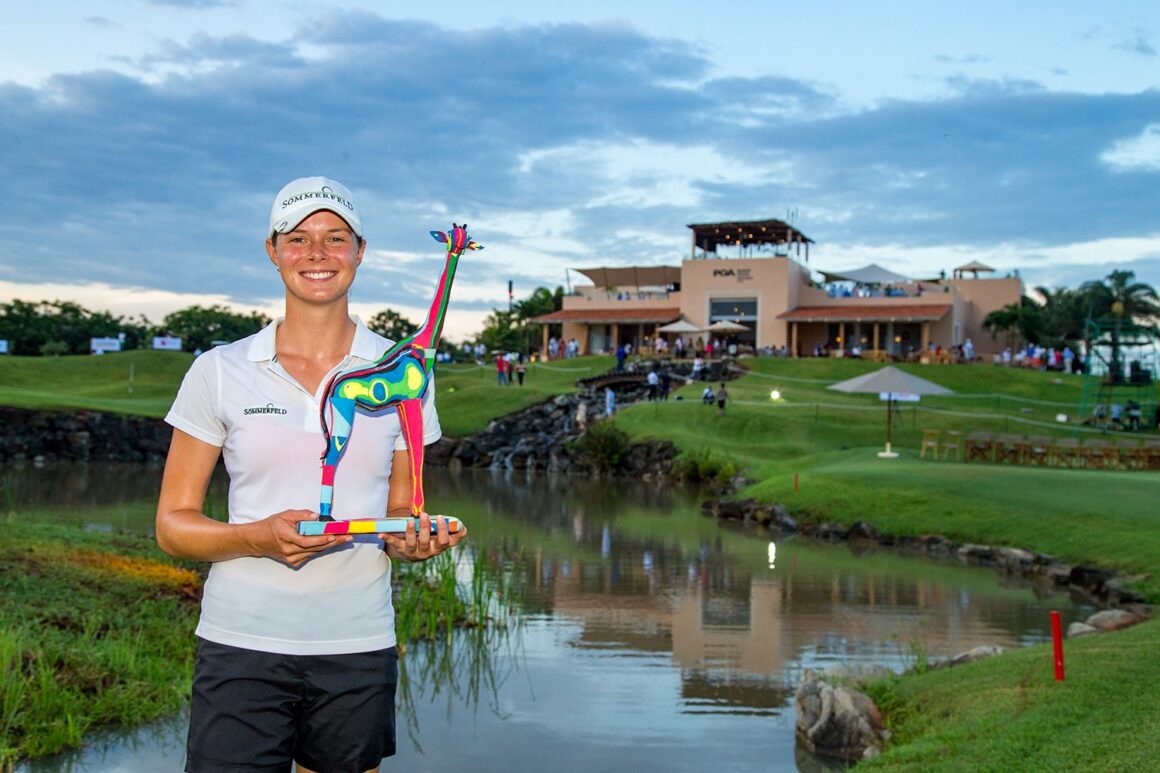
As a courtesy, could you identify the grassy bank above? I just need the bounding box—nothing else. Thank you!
[0,350,611,436]
[0,524,201,763]
[611,356,1160,768]
[0,519,519,764]
[862,618,1160,771]
[4,353,1159,767]
[433,356,612,436]
[615,357,1159,598]
[0,350,194,418]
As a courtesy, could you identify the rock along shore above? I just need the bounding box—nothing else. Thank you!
[0,406,171,463]
[702,497,1150,608]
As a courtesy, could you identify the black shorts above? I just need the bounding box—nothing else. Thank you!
[186,638,398,773]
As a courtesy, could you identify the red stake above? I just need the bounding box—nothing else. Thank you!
[1051,611,1065,681]
[793,472,799,492]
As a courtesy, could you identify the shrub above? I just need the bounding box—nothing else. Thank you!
[574,421,631,470]
[672,447,740,487]
[38,341,69,357]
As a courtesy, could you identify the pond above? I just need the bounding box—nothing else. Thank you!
[7,463,1096,772]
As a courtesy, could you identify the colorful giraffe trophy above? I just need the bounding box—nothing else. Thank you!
[297,224,482,537]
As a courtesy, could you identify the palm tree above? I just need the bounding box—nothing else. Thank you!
[1080,270,1160,328]
[1080,270,1160,381]
[1034,286,1087,348]
[983,296,1046,351]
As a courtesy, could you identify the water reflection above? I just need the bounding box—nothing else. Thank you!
[11,464,1096,772]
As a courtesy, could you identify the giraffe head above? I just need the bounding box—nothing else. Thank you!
[430,223,484,257]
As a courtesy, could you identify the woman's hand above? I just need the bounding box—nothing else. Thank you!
[247,509,353,567]
[380,513,467,563]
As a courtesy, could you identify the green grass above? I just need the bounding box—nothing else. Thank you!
[612,357,1160,769]
[616,359,1160,599]
[0,516,522,764]
[861,619,1160,771]
[0,350,611,434]
[0,350,194,417]
[0,524,202,763]
[431,356,612,436]
[3,354,1159,767]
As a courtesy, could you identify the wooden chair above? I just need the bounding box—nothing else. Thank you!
[995,434,1024,464]
[1024,435,1052,466]
[942,430,963,461]
[1053,437,1082,468]
[1116,438,1143,470]
[920,429,941,459]
[965,431,995,463]
[1081,438,1112,469]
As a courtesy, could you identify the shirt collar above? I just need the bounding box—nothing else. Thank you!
[246,315,382,363]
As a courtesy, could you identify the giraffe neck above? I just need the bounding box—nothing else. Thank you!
[406,250,460,353]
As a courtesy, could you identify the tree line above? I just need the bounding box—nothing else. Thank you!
[0,301,272,356]
[0,284,566,357]
[983,270,1158,350]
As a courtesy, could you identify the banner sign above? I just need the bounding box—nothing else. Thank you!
[0,340,8,355]
[152,336,183,351]
[90,337,123,354]
[880,392,920,403]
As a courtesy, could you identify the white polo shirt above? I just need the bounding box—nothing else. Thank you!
[165,316,441,655]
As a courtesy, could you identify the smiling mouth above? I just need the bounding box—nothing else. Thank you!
[301,271,338,280]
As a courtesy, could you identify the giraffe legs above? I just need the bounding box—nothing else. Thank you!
[320,395,357,519]
[394,398,426,516]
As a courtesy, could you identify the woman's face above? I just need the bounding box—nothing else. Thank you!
[266,209,365,308]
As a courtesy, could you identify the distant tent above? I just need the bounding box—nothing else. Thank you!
[819,263,912,285]
[657,318,703,333]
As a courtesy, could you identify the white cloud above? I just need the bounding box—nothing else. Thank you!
[518,140,794,210]
[0,280,278,323]
[816,234,1160,287]
[1100,124,1160,172]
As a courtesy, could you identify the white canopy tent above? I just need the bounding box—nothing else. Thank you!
[819,264,913,285]
[706,320,750,333]
[657,319,704,333]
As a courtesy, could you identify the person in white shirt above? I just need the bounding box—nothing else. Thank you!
[156,177,463,773]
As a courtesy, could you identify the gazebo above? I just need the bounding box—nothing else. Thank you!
[952,261,996,279]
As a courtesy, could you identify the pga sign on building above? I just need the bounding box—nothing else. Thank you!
[152,336,183,351]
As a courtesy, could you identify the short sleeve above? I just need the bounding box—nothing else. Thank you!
[165,351,227,447]
[395,372,443,451]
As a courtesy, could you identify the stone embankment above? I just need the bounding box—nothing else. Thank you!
[425,357,743,477]
[0,378,679,476]
[704,496,1153,764]
[426,389,677,478]
[0,406,170,463]
[702,497,1150,608]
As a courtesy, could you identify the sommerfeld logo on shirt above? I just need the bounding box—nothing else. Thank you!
[243,402,289,416]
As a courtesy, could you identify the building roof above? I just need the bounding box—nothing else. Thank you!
[777,304,951,323]
[532,307,682,325]
[572,266,682,289]
[687,218,813,254]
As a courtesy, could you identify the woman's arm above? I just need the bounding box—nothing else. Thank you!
[381,449,467,562]
[155,429,349,566]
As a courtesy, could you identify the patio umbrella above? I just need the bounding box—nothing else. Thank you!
[828,366,953,458]
[706,320,750,333]
[657,319,704,333]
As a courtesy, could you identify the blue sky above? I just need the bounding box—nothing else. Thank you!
[1,1,1158,339]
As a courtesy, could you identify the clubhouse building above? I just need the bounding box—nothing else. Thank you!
[533,218,1022,360]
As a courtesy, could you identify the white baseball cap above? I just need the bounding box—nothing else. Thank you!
[268,176,363,239]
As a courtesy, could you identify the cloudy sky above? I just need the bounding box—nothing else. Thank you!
[2,1,1158,339]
